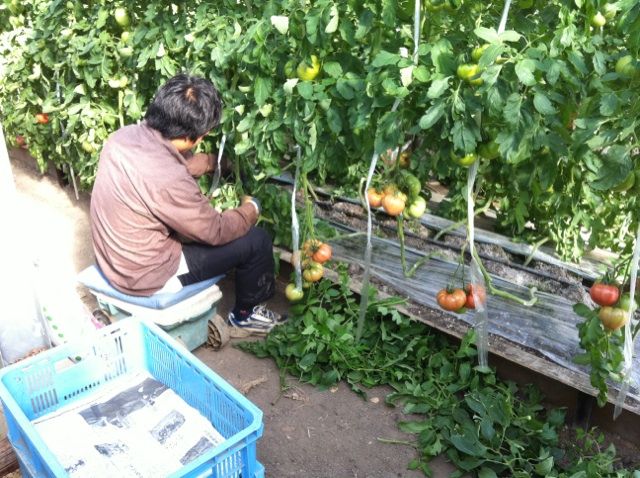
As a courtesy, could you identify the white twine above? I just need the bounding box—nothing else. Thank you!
[208,134,227,196]
[357,1,422,340]
[291,145,303,290]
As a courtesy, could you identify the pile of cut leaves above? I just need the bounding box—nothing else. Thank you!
[239,270,640,477]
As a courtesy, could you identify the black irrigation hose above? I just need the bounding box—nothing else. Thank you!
[321,209,583,290]
[269,176,585,290]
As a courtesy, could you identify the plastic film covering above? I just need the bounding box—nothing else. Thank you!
[329,232,640,404]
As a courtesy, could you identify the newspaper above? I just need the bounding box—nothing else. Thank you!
[33,372,226,477]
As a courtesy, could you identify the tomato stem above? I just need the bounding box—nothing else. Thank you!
[471,247,538,307]
[397,215,439,278]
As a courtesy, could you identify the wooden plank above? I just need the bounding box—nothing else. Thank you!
[276,247,640,416]
[0,437,18,476]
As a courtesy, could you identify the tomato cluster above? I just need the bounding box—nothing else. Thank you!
[367,153,428,219]
[588,283,636,331]
[286,239,333,302]
[436,284,486,313]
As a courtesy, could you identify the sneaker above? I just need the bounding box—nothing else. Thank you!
[227,305,287,334]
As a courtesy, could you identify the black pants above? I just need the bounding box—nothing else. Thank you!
[178,227,275,310]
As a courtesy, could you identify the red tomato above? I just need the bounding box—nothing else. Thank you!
[465,284,486,309]
[312,243,332,264]
[15,135,27,148]
[436,288,467,311]
[589,283,620,307]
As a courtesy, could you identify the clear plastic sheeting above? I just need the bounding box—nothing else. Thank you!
[329,232,640,405]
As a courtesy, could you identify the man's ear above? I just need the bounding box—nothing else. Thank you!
[170,136,196,152]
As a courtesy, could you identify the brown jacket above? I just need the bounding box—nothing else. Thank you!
[90,122,258,296]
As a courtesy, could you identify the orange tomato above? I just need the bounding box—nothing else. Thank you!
[312,243,332,263]
[381,194,406,216]
[35,113,49,124]
[436,288,467,311]
[367,188,384,208]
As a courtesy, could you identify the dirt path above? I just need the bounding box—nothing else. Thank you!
[3,151,459,477]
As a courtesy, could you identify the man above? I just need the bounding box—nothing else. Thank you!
[90,74,283,333]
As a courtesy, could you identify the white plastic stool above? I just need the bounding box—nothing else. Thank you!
[78,265,225,351]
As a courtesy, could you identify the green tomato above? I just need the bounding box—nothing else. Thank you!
[615,55,638,79]
[471,44,489,63]
[616,293,638,313]
[82,141,95,153]
[120,31,131,43]
[591,11,606,28]
[407,196,427,218]
[451,152,478,167]
[612,171,635,192]
[518,0,534,8]
[297,55,321,81]
[603,3,618,20]
[118,46,134,58]
[456,63,477,80]
[457,63,482,85]
[285,283,304,302]
[114,7,130,28]
[478,140,500,160]
[400,171,422,199]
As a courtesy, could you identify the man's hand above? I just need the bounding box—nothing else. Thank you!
[241,195,261,215]
[186,152,215,178]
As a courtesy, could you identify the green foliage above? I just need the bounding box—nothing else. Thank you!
[574,302,625,407]
[240,268,638,476]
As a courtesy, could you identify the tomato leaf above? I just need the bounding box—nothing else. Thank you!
[449,434,487,457]
[498,30,521,43]
[589,145,631,191]
[599,94,619,117]
[503,93,523,125]
[324,5,339,34]
[515,59,537,86]
[372,50,400,67]
[419,103,445,130]
[451,121,478,153]
[427,77,450,99]
[323,61,343,78]
[533,92,556,115]
[254,77,272,106]
[473,27,499,44]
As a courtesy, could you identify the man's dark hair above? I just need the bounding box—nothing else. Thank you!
[145,74,222,141]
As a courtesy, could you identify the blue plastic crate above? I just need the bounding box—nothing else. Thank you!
[0,317,264,478]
